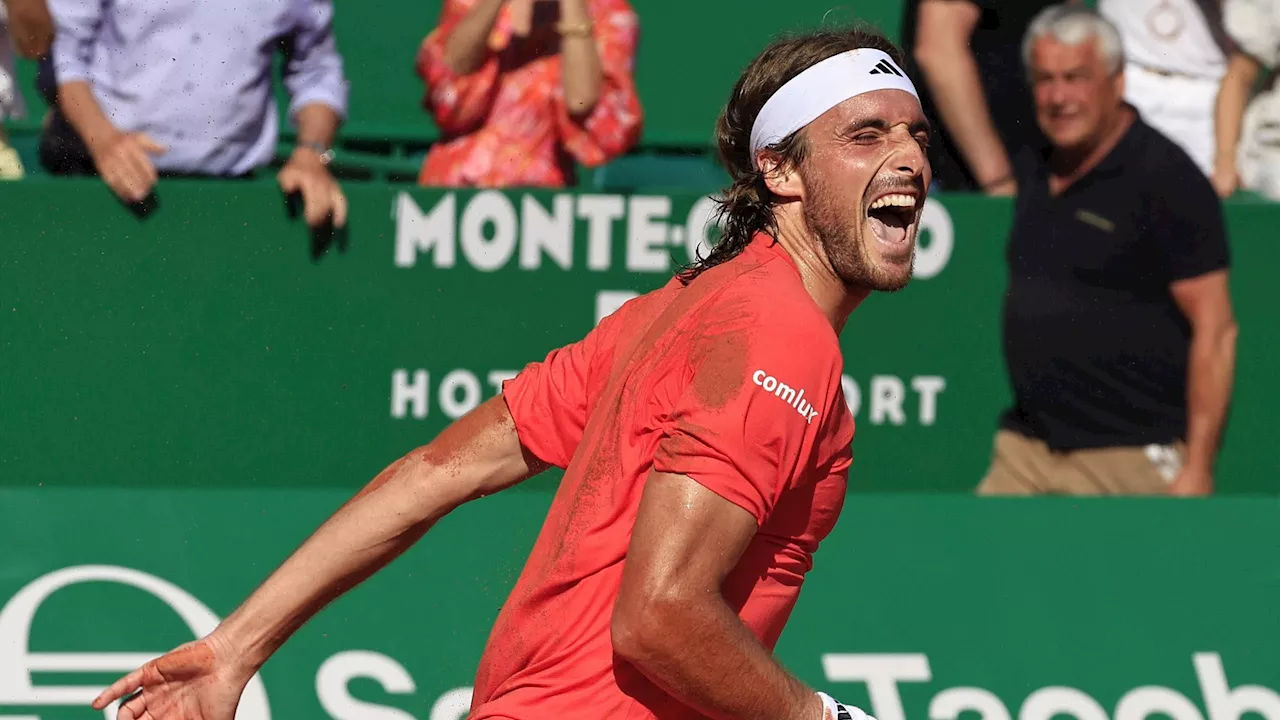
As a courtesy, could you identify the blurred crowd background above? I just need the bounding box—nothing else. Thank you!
[0,0,1275,202]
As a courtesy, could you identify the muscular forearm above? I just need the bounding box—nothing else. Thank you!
[294,102,341,148]
[1214,54,1260,170]
[217,398,537,670]
[615,594,821,720]
[218,455,441,669]
[916,49,1013,190]
[1183,322,1238,476]
[57,81,121,156]
[559,0,602,117]
[442,0,505,75]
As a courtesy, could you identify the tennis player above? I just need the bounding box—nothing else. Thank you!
[93,23,931,720]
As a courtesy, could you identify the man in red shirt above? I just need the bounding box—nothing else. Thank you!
[93,23,932,720]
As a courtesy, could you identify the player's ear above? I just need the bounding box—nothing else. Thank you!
[758,150,804,200]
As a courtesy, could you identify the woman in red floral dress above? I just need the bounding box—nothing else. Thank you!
[416,0,642,188]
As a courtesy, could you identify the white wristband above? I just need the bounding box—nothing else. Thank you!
[817,691,840,719]
[816,691,873,720]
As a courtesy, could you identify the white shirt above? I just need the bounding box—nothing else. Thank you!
[1224,0,1280,68]
[1100,0,1229,80]
[49,0,349,175]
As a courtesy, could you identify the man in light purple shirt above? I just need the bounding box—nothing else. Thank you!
[42,0,350,227]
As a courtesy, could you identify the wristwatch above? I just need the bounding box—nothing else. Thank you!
[299,142,335,165]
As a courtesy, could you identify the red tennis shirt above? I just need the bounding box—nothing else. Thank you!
[470,232,856,719]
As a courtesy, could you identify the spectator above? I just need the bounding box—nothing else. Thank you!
[1099,0,1231,178]
[0,0,53,179]
[416,0,641,188]
[979,6,1237,496]
[901,0,1062,195]
[41,0,349,228]
[1213,0,1280,200]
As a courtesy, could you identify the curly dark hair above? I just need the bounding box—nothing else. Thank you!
[677,24,905,284]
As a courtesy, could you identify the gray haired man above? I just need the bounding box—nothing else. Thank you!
[979,5,1238,496]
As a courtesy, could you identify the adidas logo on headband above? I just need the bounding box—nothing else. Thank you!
[748,48,921,168]
[868,59,905,77]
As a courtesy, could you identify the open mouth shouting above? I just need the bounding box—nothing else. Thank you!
[865,190,922,260]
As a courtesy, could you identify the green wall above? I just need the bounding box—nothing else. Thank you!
[1,181,1276,494]
[0,489,1275,718]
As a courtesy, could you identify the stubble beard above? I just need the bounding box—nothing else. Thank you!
[802,177,915,293]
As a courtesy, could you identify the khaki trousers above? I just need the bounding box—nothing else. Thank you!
[977,430,1186,496]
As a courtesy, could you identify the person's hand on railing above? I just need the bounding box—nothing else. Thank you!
[89,131,167,204]
[278,145,349,230]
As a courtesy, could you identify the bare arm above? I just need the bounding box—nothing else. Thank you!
[442,0,505,75]
[913,0,1016,195]
[558,0,602,117]
[293,102,340,149]
[219,396,543,667]
[3,0,55,59]
[58,80,121,157]
[611,472,825,720]
[278,103,348,227]
[1169,270,1238,495]
[1212,51,1261,197]
[93,395,545,715]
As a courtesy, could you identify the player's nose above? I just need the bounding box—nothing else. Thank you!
[886,130,926,179]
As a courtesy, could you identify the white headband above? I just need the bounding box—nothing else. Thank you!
[749,48,919,169]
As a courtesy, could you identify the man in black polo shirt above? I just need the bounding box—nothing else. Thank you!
[978,5,1239,496]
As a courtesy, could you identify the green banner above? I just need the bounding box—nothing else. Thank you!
[1,180,1278,493]
[0,489,1276,719]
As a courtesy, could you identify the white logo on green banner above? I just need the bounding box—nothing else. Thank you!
[0,565,272,719]
[391,192,955,279]
[389,369,948,427]
[821,653,1280,720]
[2,569,1276,720]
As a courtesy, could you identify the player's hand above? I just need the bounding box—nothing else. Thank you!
[1212,161,1239,199]
[278,147,348,229]
[90,131,166,204]
[90,633,254,720]
[817,691,877,720]
[1168,466,1213,497]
